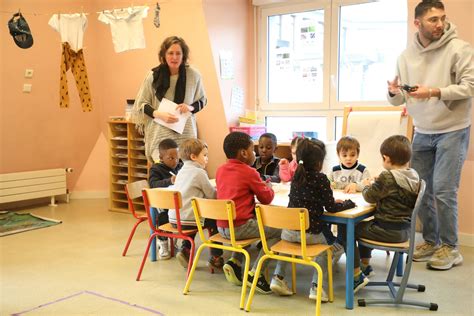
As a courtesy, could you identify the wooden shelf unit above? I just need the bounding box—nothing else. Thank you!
[108,120,148,214]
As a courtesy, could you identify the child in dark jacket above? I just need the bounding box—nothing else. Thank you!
[253,133,281,183]
[148,138,183,260]
[351,135,420,278]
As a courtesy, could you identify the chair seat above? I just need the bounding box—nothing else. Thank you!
[359,237,408,249]
[271,240,331,257]
[209,233,260,247]
[158,223,198,234]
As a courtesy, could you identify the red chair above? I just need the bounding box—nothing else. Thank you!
[122,180,149,257]
[137,188,198,281]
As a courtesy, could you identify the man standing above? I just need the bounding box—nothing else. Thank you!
[387,0,473,270]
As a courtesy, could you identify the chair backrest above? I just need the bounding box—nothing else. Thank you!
[125,180,149,218]
[191,197,238,246]
[142,188,183,231]
[408,180,426,252]
[342,106,413,175]
[256,204,312,257]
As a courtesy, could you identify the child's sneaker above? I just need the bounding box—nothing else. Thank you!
[223,258,242,285]
[176,247,190,268]
[157,239,171,260]
[361,264,375,277]
[353,272,369,293]
[308,283,329,302]
[247,272,272,294]
[332,242,345,265]
[270,275,293,296]
[413,241,438,262]
[207,255,224,273]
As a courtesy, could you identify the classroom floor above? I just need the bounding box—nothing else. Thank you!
[1,199,473,315]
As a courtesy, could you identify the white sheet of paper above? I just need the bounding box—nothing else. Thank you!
[153,98,192,134]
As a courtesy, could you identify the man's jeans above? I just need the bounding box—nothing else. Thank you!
[411,127,470,247]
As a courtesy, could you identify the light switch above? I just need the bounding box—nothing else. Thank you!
[23,83,32,93]
[25,69,34,78]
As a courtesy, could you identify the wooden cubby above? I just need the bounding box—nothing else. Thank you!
[108,120,148,214]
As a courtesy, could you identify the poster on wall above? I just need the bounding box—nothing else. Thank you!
[219,50,234,79]
[230,86,244,113]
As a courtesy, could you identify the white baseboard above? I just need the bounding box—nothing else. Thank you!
[459,232,474,248]
[70,191,108,199]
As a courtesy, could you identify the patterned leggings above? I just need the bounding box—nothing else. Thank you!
[59,42,92,112]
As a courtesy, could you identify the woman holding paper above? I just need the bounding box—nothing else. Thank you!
[132,36,207,162]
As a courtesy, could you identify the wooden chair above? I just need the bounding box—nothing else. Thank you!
[357,180,438,311]
[245,204,334,316]
[137,188,198,281]
[183,198,260,310]
[122,180,149,256]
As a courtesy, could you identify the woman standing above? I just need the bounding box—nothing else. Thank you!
[132,36,207,162]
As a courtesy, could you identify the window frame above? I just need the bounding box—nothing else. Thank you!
[256,0,404,141]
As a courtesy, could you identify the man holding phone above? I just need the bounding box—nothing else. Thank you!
[387,0,473,270]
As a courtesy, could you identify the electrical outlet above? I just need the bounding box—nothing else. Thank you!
[23,83,32,93]
[25,69,34,78]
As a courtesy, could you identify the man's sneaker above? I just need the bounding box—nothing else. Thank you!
[270,276,293,296]
[176,248,190,268]
[223,258,243,286]
[332,242,345,265]
[353,272,369,294]
[427,244,463,270]
[308,283,329,302]
[247,272,272,294]
[157,239,171,260]
[361,264,375,278]
[413,241,438,262]
[207,255,224,273]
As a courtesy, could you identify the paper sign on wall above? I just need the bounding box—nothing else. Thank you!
[219,50,234,79]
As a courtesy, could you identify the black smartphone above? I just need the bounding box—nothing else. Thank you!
[401,84,417,92]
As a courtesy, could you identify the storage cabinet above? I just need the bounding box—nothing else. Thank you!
[108,120,149,213]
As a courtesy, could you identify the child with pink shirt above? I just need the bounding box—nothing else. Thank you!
[278,136,303,182]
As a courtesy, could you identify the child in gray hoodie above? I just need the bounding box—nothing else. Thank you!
[341,135,420,277]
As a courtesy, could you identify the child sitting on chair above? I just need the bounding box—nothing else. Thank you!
[269,138,357,302]
[253,133,281,183]
[148,138,183,260]
[216,131,281,294]
[169,138,224,272]
[352,135,420,277]
[278,136,303,182]
[326,136,371,265]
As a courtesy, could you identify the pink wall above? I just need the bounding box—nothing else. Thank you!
[0,0,239,190]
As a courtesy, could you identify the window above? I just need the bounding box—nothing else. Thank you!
[257,0,407,141]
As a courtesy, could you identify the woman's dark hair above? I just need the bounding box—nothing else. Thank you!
[415,0,444,18]
[223,132,253,159]
[293,138,326,187]
[158,36,190,65]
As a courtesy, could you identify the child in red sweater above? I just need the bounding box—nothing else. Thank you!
[216,131,281,294]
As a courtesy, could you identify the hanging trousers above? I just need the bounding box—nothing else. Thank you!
[59,42,92,112]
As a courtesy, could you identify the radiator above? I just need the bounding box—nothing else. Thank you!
[0,169,69,206]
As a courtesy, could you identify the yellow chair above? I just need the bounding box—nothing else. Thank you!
[183,198,260,310]
[245,204,334,316]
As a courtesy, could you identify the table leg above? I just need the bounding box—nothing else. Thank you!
[345,218,355,309]
[150,207,157,262]
[396,253,404,276]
